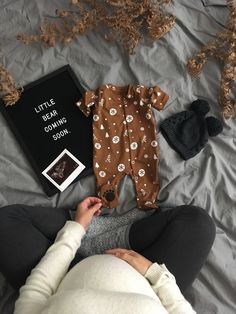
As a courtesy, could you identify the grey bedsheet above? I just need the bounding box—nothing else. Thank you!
[0,0,235,313]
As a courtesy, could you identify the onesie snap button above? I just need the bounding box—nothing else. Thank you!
[104,190,115,202]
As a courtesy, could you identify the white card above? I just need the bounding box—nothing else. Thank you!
[42,149,85,192]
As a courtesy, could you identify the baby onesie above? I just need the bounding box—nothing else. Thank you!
[76,84,169,209]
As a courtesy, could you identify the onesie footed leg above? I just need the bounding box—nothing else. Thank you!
[135,183,159,210]
[99,182,119,209]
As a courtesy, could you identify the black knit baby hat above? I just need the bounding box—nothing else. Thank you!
[160,99,223,160]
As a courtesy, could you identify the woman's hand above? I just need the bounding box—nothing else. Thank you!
[75,196,102,230]
[106,248,153,276]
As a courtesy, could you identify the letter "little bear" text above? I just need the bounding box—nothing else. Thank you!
[42,110,58,121]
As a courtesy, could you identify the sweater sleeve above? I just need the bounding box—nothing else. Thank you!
[14,221,86,314]
[144,263,197,314]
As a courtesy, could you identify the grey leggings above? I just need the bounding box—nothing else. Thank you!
[0,204,215,292]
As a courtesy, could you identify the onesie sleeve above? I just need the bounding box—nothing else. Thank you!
[149,86,169,111]
[76,90,98,117]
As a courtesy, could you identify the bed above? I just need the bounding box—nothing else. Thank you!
[0,0,236,313]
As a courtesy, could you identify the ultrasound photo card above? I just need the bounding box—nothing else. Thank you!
[42,149,85,191]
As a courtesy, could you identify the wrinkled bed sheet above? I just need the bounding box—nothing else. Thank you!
[0,0,236,313]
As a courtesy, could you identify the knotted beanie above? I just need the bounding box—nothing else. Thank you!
[160,99,223,160]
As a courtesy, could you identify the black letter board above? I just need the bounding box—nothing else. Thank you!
[0,65,93,196]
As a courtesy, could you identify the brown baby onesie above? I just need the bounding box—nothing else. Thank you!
[76,84,169,209]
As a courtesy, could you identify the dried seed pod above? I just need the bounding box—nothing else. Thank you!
[17,0,175,54]
[187,0,236,118]
[0,64,22,106]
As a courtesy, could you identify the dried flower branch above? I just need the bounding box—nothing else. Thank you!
[0,64,22,106]
[187,0,236,119]
[17,0,175,54]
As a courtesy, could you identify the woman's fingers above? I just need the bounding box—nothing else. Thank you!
[84,196,102,207]
[90,202,102,213]
[80,197,102,209]
[94,209,102,216]
[106,248,136,256]
[107,249,138,269]
[106,249,137,262]
[106,248,153,275]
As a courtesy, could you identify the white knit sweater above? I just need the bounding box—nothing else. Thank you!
[14,221,196,314]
